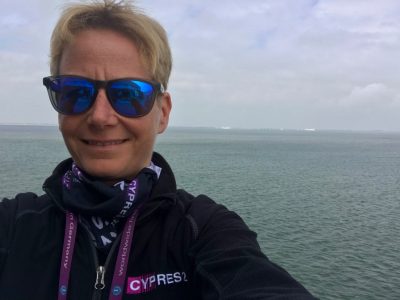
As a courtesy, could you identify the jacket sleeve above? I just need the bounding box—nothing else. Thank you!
[187,195,317,300]
[0,196,19,275]
[0,193,40,276]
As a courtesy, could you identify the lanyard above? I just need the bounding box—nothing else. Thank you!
[58,212,77,299]
[58,210,139,300]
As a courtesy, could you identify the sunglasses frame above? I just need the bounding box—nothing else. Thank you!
[43,75,164,118]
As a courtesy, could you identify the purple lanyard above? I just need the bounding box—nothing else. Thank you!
[58,210,139,300]
[58,211,78,299]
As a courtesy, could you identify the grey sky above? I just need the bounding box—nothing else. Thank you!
[1,0,400,131]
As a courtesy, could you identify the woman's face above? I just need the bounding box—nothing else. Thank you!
[58,29,171,183]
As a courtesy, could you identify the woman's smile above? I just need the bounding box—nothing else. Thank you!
[82,139,128,147]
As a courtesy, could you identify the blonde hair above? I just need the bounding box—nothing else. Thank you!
[50,0,172,89]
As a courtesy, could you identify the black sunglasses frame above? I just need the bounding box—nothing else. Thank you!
[43,75,164,118]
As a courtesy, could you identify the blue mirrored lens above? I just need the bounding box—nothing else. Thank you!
[50,78,95,114]
[109,80,154,117]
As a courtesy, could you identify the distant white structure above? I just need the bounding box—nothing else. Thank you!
[304,128,316,132]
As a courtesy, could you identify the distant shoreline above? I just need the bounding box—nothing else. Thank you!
[0,123,399,134]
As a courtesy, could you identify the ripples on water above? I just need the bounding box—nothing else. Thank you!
[1,125,399,299]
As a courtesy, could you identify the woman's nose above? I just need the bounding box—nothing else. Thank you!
[86,89,118,127]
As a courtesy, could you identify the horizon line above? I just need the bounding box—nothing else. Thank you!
[0,123,399,133]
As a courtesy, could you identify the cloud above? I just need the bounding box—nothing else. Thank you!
[1,0,400,130]
[0,14,27,28]
[338,83,400,107]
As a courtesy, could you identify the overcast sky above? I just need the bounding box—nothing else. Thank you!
[1,0,400,131]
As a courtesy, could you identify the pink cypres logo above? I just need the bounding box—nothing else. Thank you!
[127,274,156,294]
[126,272,188,294]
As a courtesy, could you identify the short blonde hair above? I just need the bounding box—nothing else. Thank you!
[50,0,172,89]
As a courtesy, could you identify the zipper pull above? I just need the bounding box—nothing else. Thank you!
[95,266,106,290]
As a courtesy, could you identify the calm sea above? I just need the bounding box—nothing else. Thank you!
[1,124,399,299]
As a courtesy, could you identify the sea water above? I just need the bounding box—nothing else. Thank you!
[0,125,399,299]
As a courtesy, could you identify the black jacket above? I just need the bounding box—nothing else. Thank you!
[0,153,316,299]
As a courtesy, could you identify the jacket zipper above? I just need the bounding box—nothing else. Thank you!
[92,266,106,300]
[81,224,122,300]
[95,266,106,289]
[78,224,103,300]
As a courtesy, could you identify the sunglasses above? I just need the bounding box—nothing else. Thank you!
[43,75,164,118]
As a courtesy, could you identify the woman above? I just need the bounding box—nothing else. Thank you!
[0,1,317,299]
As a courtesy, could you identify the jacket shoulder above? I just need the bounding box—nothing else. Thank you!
[175,190,251,242]
[0,193,54,248]
[175,192,317,299]
[1,192,53,217]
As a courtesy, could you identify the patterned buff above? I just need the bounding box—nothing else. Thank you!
[61,162,161,252]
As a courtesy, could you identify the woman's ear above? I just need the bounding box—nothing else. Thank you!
[157,92,172,134]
